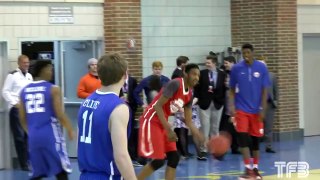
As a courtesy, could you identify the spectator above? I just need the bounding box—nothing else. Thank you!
[171,56,189,79]
[258,57,278,153]
[2,55,33,170]
[77,58,101,99]
[133,61,170,108]
[219,56,240,154]
[194,55,227,159]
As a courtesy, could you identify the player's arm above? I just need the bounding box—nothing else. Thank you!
[109,104,137,180]
[154,80,179,141]
[228,66,237,117]
[51,86,74,140]
[260,88,268,120]
[18,98,28,133]
[260,67,271,121]
[154,95,172,131]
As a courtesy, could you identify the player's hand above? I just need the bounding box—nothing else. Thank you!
[229,116,236,126]
[229,105,235,117]
[192,98,198,106]
[68,130,75,140]
[258,112,265,122]
[167,130,178,142]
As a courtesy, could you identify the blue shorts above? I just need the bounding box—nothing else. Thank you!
[80,172,123,180]
[29,142,72,178]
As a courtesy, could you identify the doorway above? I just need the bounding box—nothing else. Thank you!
[0,41,11,169]
[302,36,320,136]
[20,40,103,157]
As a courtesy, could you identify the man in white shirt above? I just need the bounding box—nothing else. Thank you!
[2,55,33,170]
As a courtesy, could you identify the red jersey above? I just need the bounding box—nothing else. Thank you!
[139,78,193,158]
[142,77,192,124]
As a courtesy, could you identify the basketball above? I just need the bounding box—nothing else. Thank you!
[207,133,231,159]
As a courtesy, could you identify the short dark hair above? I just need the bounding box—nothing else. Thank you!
[98,53,127,86]
[184,63,199,74]
[148,75,161,92]
[32,60,52,78]
[176,56,189,66]
[224,56,236,64]
[206,55,218,64]
[242,43,254,51]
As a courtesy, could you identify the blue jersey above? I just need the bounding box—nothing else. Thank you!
[77,90,129,177]
[20,81,59,146]
[20,81,71,177]
[229,60,270,114]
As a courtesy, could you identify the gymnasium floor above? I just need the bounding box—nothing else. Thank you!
[0,136,319,180]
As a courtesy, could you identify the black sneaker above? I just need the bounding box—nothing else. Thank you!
[238,168,254,180]
[253,168,263,179]
[197,152,207,161]
[186,152,194,158]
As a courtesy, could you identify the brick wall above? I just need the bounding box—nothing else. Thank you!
[104,0,143,79]
[231,0,299,133]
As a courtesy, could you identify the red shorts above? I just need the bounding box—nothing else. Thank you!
[234,110,264,137]
[138,115,176,159]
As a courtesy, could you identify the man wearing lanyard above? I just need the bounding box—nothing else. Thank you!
[194,55,226,159]
[2,55,33,170]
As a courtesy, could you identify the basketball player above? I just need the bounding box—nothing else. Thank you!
[138,63,204,180]
[77,53,136,180]
[229,44,270,179]
[19,60,74,180]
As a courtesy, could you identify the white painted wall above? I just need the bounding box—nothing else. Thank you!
[297,5,320,129]
[0,0,103,3]
[0,1,104,70]
[141,0,231,77]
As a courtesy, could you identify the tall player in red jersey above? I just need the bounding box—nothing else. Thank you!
[137,63,204,180]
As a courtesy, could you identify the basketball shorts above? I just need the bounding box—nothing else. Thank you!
[80,172,123,180]
[234,110,264,137]
[138,115,176,159]
[29,141,72,178]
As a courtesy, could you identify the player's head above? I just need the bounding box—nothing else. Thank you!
[224,56,236,71]
[241,43,254,62]
[152,61,163,76]
[148,75,161,92]
[18,55,30,72]
[176,56,189,68]
[184,63,200,88]
[98,53,128,86]
[32,60,53,81]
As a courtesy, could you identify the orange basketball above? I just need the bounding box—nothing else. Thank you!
[207,133,231,159]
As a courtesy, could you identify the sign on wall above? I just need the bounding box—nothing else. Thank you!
[49,6,74,24]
